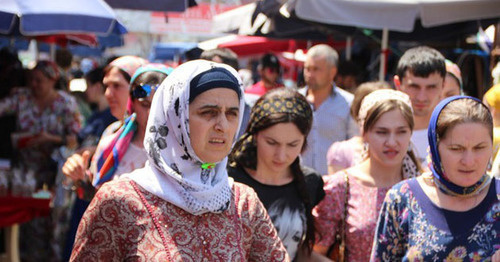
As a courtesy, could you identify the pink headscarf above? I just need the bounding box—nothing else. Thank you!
[108,55,148,115]
[109,55,148,80]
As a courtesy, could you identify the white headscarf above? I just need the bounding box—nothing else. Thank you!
[126,60,245,215]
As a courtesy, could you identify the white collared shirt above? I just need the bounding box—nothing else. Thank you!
[299,85,358,175]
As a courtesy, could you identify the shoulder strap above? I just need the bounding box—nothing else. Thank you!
[339,170,350,262]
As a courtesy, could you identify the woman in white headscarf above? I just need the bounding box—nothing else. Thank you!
[70,60,289,261]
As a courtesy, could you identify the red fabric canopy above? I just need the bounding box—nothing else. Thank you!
[34,34,98,47]
[217,36,314,56]
[217,35,344,57]
[0,195,50,227]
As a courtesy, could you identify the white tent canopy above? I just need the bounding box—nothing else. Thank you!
[212,3,256,34]
[284,0,500,79]
[288,0,500,32]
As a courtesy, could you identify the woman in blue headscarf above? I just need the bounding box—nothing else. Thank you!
[371,96,500,261]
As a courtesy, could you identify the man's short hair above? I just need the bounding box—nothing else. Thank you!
[396,46,446,80]
[55,48,73,69]
[306,44,339,67]
[200,48,239,70]
[258,53,281,71]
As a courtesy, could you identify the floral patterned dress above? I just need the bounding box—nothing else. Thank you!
[313,170,390,261]
[0,88,81,261]
[71,178,290,262]
[0,87,81,187]
[371,178,500,262]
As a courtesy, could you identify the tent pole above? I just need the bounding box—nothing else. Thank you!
[379,28,389,81]
[35,40,40,61]
[50,43,56,61]
[346,36,352,61]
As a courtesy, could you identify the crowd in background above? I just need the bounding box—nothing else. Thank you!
[0,43,499,261]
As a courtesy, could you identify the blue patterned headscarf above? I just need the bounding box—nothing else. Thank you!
[428,95,492,197]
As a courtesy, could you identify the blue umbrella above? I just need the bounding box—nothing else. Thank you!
[0,0,127,36]
[104,0,197,12]
[149,42,198,62]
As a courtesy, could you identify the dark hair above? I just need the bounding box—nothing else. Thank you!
[55,48,73,69]
[258,53,281,71]
[350,81,389,121]
[396,46,446,80]
[200,48,239,70]
[85,67,104,86]
[230,88,316,255]
[437,98,493,142]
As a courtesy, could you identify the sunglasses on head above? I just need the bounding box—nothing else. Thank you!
[131,83,158,100]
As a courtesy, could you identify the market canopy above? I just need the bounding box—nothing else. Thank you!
[287,0,500,33]
[0,0,126,36]
[198,34,342,57]
[104,0,197,12]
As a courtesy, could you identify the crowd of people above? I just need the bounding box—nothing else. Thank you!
[0,42,499,262]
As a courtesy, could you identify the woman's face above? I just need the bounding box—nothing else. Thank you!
[442,74,461,98]
[438,122,492,187]
[103,67,130,120]
[255,122,305,175]
[364,109,412,167]
[189,88,240,163]
[29,69,55,98]
[132,96,152,132]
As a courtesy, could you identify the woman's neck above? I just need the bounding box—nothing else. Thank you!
[132,123,146,148]
[244,166,294,186]
[417,174,490,211]
[356,158,403,188]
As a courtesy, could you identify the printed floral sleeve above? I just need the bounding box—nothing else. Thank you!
[234,183,290,262]
[60,93,82,135]
[312,172,346,247]
[370,182,410,262]
[0,88,21,116]
[70,182,143,261]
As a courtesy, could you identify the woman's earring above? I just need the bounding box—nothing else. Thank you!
[407,141,415,153]
[487,157,493,172]
[362,142,369,159]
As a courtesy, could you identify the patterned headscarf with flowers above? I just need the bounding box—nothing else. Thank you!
[231,89,313,170]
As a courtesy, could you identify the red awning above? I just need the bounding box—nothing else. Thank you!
[217,35,344,57]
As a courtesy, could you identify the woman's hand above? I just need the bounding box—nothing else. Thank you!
[27,131,64,147]
[62,150,91,182]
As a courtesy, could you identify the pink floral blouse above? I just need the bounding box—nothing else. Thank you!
[313,171,390,262]
[71,178,290,262]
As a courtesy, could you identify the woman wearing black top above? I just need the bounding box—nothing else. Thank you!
[229,87,325,261]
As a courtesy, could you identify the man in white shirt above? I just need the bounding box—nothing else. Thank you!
[394,46,446,168]
[299,44,358,175]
